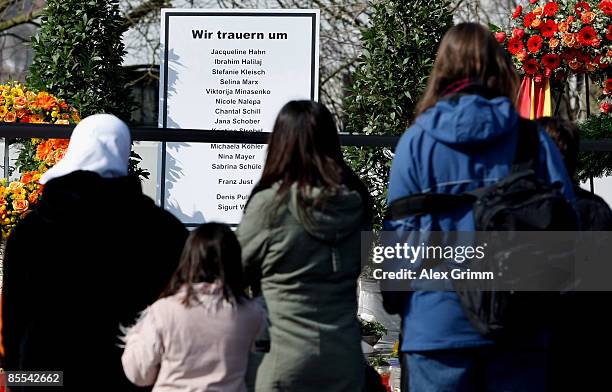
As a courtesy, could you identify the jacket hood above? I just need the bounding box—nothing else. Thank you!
[286,184,364,243]
[37,170,143,221]
[415,95,518,147]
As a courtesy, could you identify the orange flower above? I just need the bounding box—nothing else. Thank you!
[4,111,16,122]
[533,7,544,16]
[563,33,577,47]
[585,62,597,72]
[21,173,33,184]
[549,38,560,49]
[29,114,44,123]
[568,59,582,71]
[13,96,27,109]
[36,141,52,161]
[532,18,543,28]
[52,139,69,150]
[36,92,57,111]
[559,21,569,33]
[581,12,596,24]
[12,199,29,214]
[71,110,81,123]
[0,96,4,105]
[517,50,529,62]
[16,108,27,119]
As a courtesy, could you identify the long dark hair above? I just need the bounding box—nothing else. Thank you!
[415,23,519,117]
[249,100,372,224]
[161,223,247,306]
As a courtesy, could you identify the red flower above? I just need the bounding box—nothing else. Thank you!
[607,25,612,41]
[507,37,525,55]
[527,35,544,53]
[578,26,599,47]
[513,28,526,39]
[578,50,591,63]
[542,53,561,70]
[562,48,578,61]
[530,0,538,3]
[513,5,523,19]
[540,20,558,38]
[575,2,590,16]
[495,31,507,43]
[544,2,559,16]
[601,102,611,114]
[600,0,612,16]
[524,13,536,28]
[523,58,540,75]
[606,78,612,91]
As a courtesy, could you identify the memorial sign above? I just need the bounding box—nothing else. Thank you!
[159,9,320,225]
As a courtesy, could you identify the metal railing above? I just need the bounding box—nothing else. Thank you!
[1,123,611,179]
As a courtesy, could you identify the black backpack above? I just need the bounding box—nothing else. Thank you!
[386,118,577,339]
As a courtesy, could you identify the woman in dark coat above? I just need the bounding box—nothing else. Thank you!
[1,114,188,391]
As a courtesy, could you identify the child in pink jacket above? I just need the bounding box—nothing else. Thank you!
[121,223,264,392]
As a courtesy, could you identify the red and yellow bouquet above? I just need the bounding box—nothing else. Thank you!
[0,82,79,237]
[496,0,611,116]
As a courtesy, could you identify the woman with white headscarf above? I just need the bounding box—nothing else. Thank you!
[2,114,188,391]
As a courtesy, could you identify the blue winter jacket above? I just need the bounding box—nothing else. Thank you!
[386,94,575,352]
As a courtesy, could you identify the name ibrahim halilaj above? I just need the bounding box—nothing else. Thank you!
[371,243,495,281]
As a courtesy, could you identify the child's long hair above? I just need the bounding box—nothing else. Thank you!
[161,223,247,306]
[415,23,520,117]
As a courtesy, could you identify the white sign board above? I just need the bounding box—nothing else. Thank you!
[159,9,320,226]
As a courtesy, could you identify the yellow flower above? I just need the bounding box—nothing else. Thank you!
[8,181,24,191]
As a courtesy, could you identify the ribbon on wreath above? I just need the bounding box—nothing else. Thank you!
[518,76,552,119]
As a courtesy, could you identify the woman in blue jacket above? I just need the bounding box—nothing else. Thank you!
[386,23,575,392]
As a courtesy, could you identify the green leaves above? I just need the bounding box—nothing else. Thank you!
[343,0,453,227]
[27,0,147,179]
[578,115,612,181]
[28,0,132,122]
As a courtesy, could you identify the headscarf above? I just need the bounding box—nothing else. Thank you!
[40,114,131,184]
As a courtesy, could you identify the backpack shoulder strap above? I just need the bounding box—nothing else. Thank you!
[386,118,541,221]
[512,118,540,173]
[386,193,474,221]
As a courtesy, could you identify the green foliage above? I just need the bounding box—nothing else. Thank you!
[27,0,148,179]
[577,114,612,181]
[28,0,130,120]
[359,317,388,337]
[343,0,453,227]
[368,354,391,367]
[16,139,40,173]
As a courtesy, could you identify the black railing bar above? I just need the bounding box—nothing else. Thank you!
[0,124,611,151]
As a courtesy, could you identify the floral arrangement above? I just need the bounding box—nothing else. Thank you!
[494,0,611,114]
[0,82,78,238]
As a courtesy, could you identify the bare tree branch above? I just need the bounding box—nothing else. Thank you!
[123,0,171,27]
[0,8,42,32]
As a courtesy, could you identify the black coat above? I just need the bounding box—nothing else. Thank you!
[1,171,188,391]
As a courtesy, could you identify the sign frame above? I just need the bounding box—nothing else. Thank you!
[158,9,320,226]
